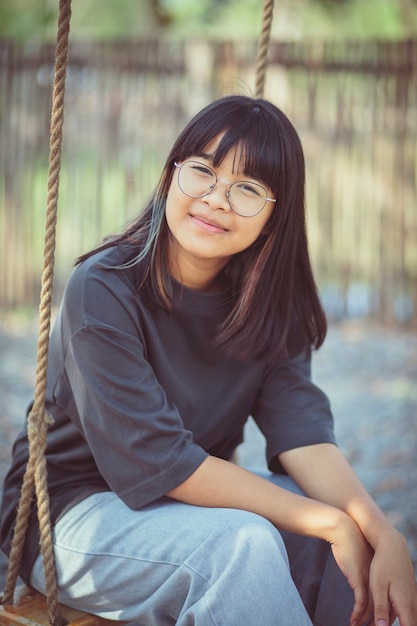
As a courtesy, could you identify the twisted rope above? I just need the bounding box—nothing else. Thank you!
[3,1,72,624]
[254,0,275,98]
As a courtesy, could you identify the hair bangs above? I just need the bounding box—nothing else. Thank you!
[211,123,283,196]
[170,97,284,197]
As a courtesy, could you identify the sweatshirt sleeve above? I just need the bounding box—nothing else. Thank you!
[50,258,208,510]
[251,324,336,474]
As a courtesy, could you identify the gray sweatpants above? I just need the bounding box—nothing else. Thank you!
[30,473,354,625]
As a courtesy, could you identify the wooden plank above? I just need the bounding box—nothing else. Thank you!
[0,586,123,625]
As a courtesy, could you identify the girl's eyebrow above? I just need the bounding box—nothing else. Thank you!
[195,152,263,184]
[194,152,214,161]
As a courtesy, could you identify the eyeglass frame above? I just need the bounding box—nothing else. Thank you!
[173,160,277,218]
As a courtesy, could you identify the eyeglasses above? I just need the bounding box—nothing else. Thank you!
[174,160,276,218]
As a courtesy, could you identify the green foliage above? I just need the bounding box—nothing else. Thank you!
[0,0,56,40]
[293,0,417,39]
[0,0,162,40]
[0,0,416,41]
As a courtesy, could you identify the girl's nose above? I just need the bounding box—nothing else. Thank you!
[203,180,232,212]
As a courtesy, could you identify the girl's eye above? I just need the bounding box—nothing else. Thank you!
[236,182,263,197]
[190,164,214,177]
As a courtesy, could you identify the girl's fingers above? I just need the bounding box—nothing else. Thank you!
[349,584,373,626]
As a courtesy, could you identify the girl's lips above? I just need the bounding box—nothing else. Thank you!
[190,214,229,233]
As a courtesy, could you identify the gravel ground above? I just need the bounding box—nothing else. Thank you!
[0,314,416,601]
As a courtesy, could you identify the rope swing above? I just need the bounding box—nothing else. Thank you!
[3,1,72,624]
[1,1,274,624]
[254,0,275,98]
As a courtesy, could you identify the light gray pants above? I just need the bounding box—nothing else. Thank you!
[30,473,354,625]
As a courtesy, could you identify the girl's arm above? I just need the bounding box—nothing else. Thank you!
[167,454,374,626]
[279,442,417,626]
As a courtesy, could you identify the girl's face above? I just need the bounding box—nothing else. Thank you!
[165,135,276,291]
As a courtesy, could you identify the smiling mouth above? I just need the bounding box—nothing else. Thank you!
[190,214,229,232]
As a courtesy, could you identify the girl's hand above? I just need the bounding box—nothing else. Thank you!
[368,528,417,626]
[327,514,374,626]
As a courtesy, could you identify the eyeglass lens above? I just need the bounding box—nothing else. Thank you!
[177,161,269,217]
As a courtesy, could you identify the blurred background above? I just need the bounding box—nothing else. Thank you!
[0,0,416,586]
[0,0,416,316]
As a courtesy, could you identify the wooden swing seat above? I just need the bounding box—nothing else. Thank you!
[0,585,126,626]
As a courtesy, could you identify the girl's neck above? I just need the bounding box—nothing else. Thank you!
[173,269,226,294]
[169,257,228,294]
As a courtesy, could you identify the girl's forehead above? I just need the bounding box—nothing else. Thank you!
[201,134,248,173]
[201,133,225,157]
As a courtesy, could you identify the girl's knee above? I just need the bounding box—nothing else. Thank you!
[197,509,289,577]
[230,511,287,556]
[181,511,310,625]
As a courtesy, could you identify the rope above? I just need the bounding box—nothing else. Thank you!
[254,0,275,98]
[2,1,72,624]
